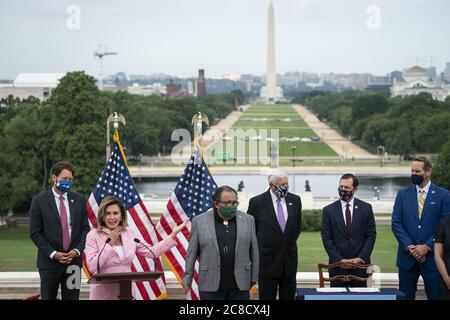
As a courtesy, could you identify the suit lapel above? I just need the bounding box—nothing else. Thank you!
[46,189,61,226]
[67,192,77,243]
[235,212,243,255]
[207,211,220,254]
[351,199,361,234]
[263,190,282,234]
[420,183,436,222]
[285,193,296,231]
[334,200,347,234]
[408,185,420,224]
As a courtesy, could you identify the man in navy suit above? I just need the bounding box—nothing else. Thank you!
[247,170,302,300]
[392,156,450,300]
[321,173,377,287]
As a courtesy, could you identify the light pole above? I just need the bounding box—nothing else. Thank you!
[106,112,126,161]
[377,145,385,167]
[291,145,297,167]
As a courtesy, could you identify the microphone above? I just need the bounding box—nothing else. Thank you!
[134,238,159,272]
[97,238,111,274]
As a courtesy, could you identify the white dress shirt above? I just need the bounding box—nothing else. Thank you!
[340,197,355,223]
[50,188,79,259]
[270,190,288,224]
[416,180,431,201]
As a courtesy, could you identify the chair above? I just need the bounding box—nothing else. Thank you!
[318,261,373,287]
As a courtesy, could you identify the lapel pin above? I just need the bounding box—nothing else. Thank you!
[70,199,74,203]
[432,190,435,194]
[288,203,292,206]
[355,205,358,210]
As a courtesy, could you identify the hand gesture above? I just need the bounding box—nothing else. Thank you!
[170,220,189,238]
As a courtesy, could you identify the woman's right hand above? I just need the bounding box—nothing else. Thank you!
[109,227,121,245]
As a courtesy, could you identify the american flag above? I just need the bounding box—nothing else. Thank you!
[82,132,167,300]
[156,147,217,300]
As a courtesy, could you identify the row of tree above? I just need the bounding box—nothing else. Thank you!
[292,90,450,189]
[0,72,242,213]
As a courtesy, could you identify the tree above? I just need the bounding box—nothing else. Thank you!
[434,140,450,191]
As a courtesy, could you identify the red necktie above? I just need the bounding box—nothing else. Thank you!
[59,195,70,251]
[345,203,352,233]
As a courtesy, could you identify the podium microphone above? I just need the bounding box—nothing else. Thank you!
[97,238,111,274]
[134,238,159,272]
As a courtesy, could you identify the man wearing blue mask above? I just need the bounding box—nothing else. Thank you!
[321,173,377,287]
[29,161,90,300]
[247,170,302,300]
[392,156,450,300]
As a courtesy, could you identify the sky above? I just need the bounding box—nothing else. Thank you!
[0,0,449,79]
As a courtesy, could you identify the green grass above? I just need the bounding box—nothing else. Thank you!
[0,226,397,272]
[208,104,338,159]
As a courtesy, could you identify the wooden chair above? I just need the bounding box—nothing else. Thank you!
[318,262,373,287]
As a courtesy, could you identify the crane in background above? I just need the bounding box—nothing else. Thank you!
[94,45,117,90]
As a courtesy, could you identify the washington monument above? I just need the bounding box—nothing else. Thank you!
[260,2,283,103]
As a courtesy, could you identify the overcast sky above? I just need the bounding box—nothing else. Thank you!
[1,0,449,79]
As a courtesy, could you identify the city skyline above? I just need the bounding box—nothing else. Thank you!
[1,0,450,79]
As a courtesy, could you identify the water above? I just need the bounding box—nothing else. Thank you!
[135,175,410,199]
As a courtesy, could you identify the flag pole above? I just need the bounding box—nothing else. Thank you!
[106,112,126,162]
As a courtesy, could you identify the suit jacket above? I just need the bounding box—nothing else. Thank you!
[182,209,259,292]
[85,227,176,300]
[29,189,90,269]
[321,198,376,264]
[392,182,450,271]
[247,190,302,278]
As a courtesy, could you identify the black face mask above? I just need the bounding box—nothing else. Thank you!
[274,185,288,199]
[411,174,425,185]
[338,187,354,202]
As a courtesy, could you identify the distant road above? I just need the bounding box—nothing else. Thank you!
[293,104,377,159]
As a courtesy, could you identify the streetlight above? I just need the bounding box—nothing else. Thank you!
[377,145,385,167]
[291,145,297,167]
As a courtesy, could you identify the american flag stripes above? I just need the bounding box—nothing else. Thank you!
[156,147,217,300]
[82,132,167,300]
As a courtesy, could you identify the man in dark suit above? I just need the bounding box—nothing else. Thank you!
[247,170,302,300]
[29,161,90,300]
[392,156,450,300]
[321,173,377,287]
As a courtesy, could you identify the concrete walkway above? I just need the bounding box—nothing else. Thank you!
[293,104,377,160]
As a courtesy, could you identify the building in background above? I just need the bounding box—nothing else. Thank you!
[391,66,450,101]
[197,69,206,97]
[0,73,65,101]
[166,79,185,100]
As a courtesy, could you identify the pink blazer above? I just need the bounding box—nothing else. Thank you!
[85,227,176,300]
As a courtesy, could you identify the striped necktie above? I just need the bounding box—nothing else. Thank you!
[418,189,425,219]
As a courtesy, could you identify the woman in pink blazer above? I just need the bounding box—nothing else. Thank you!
[85,196,187,300]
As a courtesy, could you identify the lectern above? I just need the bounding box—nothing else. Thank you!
[88,271,163,300]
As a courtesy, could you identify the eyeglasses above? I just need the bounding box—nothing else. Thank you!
[218,201,239,207]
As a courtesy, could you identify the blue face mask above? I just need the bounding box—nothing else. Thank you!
[56,179,73,193]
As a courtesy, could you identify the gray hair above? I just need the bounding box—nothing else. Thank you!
[268,169,288,184]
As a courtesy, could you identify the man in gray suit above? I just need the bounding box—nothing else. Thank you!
[182,185,259,300]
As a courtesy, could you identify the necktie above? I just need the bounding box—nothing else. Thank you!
[59,195,70,251]
[418,190,425,219]
[345,203,352,233]
[276,198,286,233]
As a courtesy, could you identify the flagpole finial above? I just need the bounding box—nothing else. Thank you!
[106,112,126,161]
[191,112,209,148]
